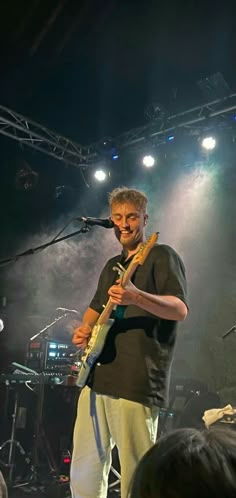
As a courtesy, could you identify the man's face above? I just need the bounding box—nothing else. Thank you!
[111,202,148,249]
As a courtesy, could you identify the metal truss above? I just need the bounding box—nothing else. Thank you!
[0,105,90,167]
[1,94,236,169]
[88,93,236,156]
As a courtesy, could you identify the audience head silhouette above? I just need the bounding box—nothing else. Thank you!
[130,426,236,498]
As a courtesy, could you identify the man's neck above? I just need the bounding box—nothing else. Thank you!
[123,241,144,260]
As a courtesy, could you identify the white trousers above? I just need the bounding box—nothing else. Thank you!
[70,386,159,498]
[0,472,8,498]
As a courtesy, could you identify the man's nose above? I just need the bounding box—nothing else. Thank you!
[120,217,129,227]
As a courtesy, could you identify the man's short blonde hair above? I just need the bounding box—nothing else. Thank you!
[108,187,148,213]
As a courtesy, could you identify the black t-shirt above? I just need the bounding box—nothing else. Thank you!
[87,244,187,408]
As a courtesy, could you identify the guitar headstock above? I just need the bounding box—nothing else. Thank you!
[132,232,159,265]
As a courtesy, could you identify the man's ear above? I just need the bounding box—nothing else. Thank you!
[144,214,149,225]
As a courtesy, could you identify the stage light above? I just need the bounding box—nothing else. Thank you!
[142,155,155,168]
[111,147,119,160]
[201,136,216,150]
[15,164,39,191]
[94,169,106,181]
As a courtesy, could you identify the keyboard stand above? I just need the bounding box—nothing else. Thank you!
[0,386,30,487]
[30,373,58,481]
[0,373,58,491]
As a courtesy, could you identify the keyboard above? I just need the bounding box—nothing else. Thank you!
[0,372,69,385]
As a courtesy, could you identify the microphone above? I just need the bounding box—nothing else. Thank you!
[76,217,114,229]
[56,307,80,315]
[222,324,236,339]
[0,319,4,332]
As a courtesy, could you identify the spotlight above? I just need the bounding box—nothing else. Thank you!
[15,165,39,191]
[111,147,119,160]
[142,155,155,168]
[201,136,216,151]
[94,170,107,181]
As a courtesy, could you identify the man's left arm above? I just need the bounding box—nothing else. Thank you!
[131,290,187,321]
[108,246,188,321]
[108,284,187,321]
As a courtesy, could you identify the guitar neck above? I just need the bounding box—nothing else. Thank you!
[96,259,139,326]
[96,233,159,327]
[96,298,114,325]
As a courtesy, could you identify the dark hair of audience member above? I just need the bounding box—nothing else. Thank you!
[130,426,236,498]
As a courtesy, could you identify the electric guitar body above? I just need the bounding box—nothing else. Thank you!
[76,319,114,387]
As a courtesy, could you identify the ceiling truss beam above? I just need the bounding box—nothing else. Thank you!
[0,94,236,168]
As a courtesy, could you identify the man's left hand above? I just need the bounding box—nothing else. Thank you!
[108,281,139,306]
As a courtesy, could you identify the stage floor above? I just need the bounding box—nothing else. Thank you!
[9,486,120,498]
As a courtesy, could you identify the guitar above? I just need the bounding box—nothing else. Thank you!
[76,232,159,388]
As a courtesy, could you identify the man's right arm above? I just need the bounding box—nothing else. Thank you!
[73,258,112,348]
[72,307,100,348]
[82,307,100,327]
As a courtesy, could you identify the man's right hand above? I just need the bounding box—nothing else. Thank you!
[72,324,92,349]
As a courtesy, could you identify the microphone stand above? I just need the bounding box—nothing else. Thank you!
[222,323,236,339]
[29,312,71,343]
[25,311,75,490]
[0,222,90,487]
[0,225,90,267]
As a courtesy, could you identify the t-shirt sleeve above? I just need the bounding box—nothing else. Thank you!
[154,245,188,308]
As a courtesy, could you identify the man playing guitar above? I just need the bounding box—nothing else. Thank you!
[71,186,188,498]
